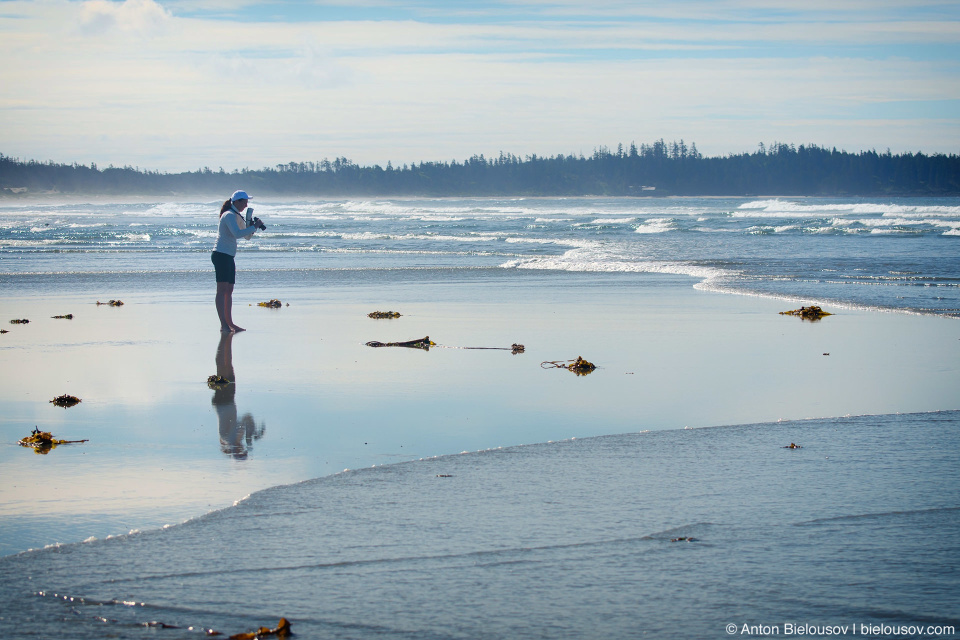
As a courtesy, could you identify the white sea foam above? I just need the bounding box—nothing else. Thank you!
[633,218,675,234]
[503,236,563,245]
[855,216,954,229]
[501,240,730,283]
[338,231,504,243]
[870,228,918,235]
[0,238,74,247]
[590,217,636,224]
[333,200,532,218]
[739,199,960,216]
[400,216,466,222]
[143,203,212,216]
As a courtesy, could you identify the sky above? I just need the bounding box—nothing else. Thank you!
[1,0,959,171]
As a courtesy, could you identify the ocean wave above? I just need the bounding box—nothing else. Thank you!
[331,200,537,218]
[633,218,675,234]
[739,199,960,216]
[399,216,467,222]
[589,217,636,224]
[0,238,78,247]
[501,241,730,282]
[798,506,960,526]
[338,231,506,243]
[150,202,224,214]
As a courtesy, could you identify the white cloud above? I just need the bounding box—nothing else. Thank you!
[78,0,173,36]
[0,0,957,169]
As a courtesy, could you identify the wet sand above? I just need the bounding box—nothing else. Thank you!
[2,271,959,556]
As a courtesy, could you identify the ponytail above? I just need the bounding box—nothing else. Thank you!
[219,199,232,216]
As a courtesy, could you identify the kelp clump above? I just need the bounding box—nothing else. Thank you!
[779,305,832,321]
[568,356,597,375]
[96,300,124,306]
[783,443,803,449]
[541,356,597,376]
[50,394,81,408]
[368,311,401,319]
[9,318,29,324]
[366,336,435,350]
[511,343,525,354]
[227,617,292,640]
[52,314,74,319]
[207,374,232,389]
[19,427,88,454]
[258,299,283,308]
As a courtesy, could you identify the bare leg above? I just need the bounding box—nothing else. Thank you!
[224,284,245,332]
[216,282,245,332]
[216,282,232,331]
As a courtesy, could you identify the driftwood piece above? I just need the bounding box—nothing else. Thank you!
[18,427,88,454]
[368,311,401,319]
[452,343,525,354]
[366,336,435,350]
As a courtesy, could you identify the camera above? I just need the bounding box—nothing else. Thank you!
[245,207,267,231]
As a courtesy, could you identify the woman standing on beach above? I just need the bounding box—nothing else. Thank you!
[212,190,257,332]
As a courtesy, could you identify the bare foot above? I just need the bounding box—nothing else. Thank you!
[231,325,246,333]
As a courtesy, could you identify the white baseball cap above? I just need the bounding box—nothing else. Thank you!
[231,190,251,202]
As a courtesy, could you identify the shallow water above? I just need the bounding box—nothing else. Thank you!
[2,411,958,638]
[3,273,959,557]
[2,196,959,637]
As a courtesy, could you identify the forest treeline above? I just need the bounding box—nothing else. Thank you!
[2,140,959,197]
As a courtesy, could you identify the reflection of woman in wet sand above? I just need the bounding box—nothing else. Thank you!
[212,331,264,459]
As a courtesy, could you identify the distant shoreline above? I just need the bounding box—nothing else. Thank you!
[4,143,959,197]
[1,192,954,203]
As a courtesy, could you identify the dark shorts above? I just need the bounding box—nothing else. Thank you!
[211,251,236,284]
